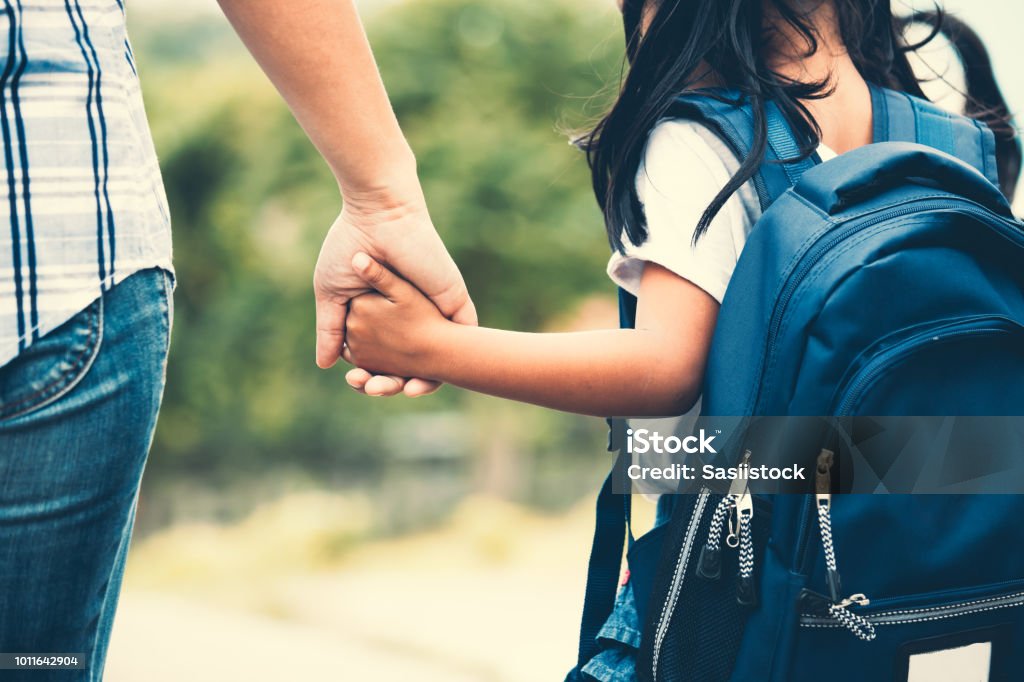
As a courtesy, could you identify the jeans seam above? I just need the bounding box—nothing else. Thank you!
[158,268,173,380]
[88,493,141,682]
[0,297,105,422]
[160,269,173,339]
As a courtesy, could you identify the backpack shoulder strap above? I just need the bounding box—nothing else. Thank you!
[565,422,633,681]
[871,85,1001,187]
[671,87,1002,206]
[667,90,819,210]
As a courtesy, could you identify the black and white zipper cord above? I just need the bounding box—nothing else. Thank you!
[696,493,736,582]
[707,494,737,553]
[696,484,757,604]
[817,497,839,575]
[737,503,754,582]
[816,449,876,642]
[696,450,758,604]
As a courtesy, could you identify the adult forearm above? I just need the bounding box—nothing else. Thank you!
[217,0,416,200]
[426,325,700,418]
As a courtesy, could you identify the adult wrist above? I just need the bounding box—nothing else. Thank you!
[336,146,425,218]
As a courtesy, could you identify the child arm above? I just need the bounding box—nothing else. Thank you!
[345,254,719,417]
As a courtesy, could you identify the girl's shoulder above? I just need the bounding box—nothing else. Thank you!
[645,116,736,161]
[638,117,754,213]
[608,118,762,304]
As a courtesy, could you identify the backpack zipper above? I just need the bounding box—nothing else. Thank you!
[799,588,1024,629]
[798,589,876,641]
[695,494,758,605]
[834,316,1023,415]
[735,490,757,606]
[806,448,877,640]
[651,489,711,681]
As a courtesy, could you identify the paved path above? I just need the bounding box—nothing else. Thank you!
[105,497,617,681]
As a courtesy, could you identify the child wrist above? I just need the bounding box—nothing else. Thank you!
[420,320,458,379]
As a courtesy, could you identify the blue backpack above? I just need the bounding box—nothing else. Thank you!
[567,85,1024,682]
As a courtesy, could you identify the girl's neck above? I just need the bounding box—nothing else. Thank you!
[763,1,844,84]
[764,1,873,153]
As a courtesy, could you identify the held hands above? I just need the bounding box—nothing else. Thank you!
[314,189,476,396]
[343,253,451,384]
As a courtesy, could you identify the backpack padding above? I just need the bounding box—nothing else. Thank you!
[794,142,1012,216]
[872,86,1001,189]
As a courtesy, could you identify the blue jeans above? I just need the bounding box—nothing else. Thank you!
[0,268,172,681]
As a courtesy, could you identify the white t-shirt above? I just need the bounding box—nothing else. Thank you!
[610,119,836,499]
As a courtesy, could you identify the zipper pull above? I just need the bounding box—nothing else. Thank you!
[815,448,842,602]
[828,594,875,642]
[697,450,753,582]
[697,494,734,580]
[729,450,754,496]
[837,593,870,609]
[815,447,834,507]
[809,450,874,641]
[735,490,757,606]
[797,589,876,642]
[724,450,754,552]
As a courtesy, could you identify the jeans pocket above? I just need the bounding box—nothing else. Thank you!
[0,296,104,422]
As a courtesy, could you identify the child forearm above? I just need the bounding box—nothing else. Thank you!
[423,323,701,417]
[343,257,717,415]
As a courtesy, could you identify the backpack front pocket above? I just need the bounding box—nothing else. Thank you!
[829,315,1024,417]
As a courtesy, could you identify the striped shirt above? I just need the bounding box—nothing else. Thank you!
[0,0,172,369]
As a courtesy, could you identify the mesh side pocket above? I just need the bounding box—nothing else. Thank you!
[638,494,772,682]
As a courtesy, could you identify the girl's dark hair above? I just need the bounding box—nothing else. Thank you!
[587,0,1021,251]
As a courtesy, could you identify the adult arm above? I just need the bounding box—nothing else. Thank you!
[216,0,476,395]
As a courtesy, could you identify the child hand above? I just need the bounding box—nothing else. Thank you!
[344,253,451,382]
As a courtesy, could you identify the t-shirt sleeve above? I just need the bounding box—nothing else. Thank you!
[606,120,756,304]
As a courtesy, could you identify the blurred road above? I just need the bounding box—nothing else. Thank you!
[105,497,639,682]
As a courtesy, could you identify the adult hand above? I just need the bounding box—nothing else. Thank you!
[314,182,476,396]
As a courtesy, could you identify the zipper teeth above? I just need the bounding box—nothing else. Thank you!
[751,200,1020,414]
[799,590,1024,628]
[651,489,710,681]
[793,497,814,572]
[836,325,1014,414]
